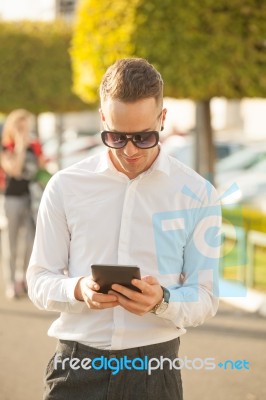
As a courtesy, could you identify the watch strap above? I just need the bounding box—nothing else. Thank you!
[162,286,170,303]
[150,286,170,314]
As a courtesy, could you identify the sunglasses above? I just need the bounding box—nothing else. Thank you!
[101,130,160,149]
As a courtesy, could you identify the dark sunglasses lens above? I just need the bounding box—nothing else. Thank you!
[133,132,158,148]
[103,132,127,148]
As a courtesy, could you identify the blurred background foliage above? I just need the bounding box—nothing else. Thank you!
[223,207,266,233]
[0,0,264,289]
[70,0,266,183]
[0,20,89,114]
[71,0,266,103]
[70,0,266,289]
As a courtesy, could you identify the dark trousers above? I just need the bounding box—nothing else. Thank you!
[3,194,35,284]
[44,338,183,400]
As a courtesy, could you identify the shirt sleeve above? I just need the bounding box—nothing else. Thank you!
[26,173,86,313]
[157,185,221,328]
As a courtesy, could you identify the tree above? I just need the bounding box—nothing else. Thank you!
[71,0,266,182]
[0,20,88,114]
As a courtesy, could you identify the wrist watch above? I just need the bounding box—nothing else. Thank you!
[150,286,170,315]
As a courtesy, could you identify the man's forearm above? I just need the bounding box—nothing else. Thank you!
[26,265,85,313]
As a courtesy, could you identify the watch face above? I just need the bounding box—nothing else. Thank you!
[155,300,169,315]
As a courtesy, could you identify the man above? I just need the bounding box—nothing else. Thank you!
[27,58,221,400]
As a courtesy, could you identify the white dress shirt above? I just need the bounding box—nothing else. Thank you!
[27,148,221,350]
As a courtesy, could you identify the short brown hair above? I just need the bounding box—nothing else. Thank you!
[100,58,163,106]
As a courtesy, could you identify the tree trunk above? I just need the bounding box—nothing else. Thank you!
[195,100,215,185]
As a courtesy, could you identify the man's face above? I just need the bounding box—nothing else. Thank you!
[100,98,166,179]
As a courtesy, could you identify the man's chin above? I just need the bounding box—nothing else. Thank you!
[120,162,144,178]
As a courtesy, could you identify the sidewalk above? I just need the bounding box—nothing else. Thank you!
[0,271,57,400]
[0,269,265,400]
[220,278,266,318]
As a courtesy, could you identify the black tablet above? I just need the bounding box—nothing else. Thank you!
[91,264,141,294]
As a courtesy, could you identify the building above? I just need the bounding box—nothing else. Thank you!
[0,0,78,22]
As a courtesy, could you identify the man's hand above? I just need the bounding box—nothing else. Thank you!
[109,275,163,316]
[74,276,119,310]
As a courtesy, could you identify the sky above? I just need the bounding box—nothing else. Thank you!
[0,0,55,20]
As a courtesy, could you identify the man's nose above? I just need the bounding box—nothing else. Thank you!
[123,140,139,157]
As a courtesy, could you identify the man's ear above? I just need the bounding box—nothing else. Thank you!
[99,108,105,122]
[162,108,167,124]
[161,108,167,131]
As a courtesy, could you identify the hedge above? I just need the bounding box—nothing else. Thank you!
[0,20,90,114]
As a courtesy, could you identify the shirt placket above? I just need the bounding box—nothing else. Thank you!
[111,178,139,349]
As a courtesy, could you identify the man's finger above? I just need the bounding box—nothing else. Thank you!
[108,290,138,310]
[110,284,142,301]
[84,277,100,291]
[90,293,118,303]
[130,278,154,294]
[141,275,159,285]
[108,290,148,315]
[90,301,119,309]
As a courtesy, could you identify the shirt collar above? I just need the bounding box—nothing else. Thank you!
[147,146,171,176]
[95,145,170,177]
[94,148,110,173]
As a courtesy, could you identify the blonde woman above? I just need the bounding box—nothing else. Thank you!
[1,109,45,299]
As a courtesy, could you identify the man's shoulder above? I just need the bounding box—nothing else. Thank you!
[166,154,219,205]
[167,154,206,185]
[45,151,107,194]
[57,151,106,178]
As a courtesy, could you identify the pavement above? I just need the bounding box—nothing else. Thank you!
[0,268,265,400]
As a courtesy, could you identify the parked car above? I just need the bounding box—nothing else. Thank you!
[217,158,266,212]
[162,135,244,170]
[215,144,266,185]
[42,133,101,172]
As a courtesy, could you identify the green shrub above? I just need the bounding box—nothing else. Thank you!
[0,20,89,113]
[222,206,266,233]
[71,0,266,103]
